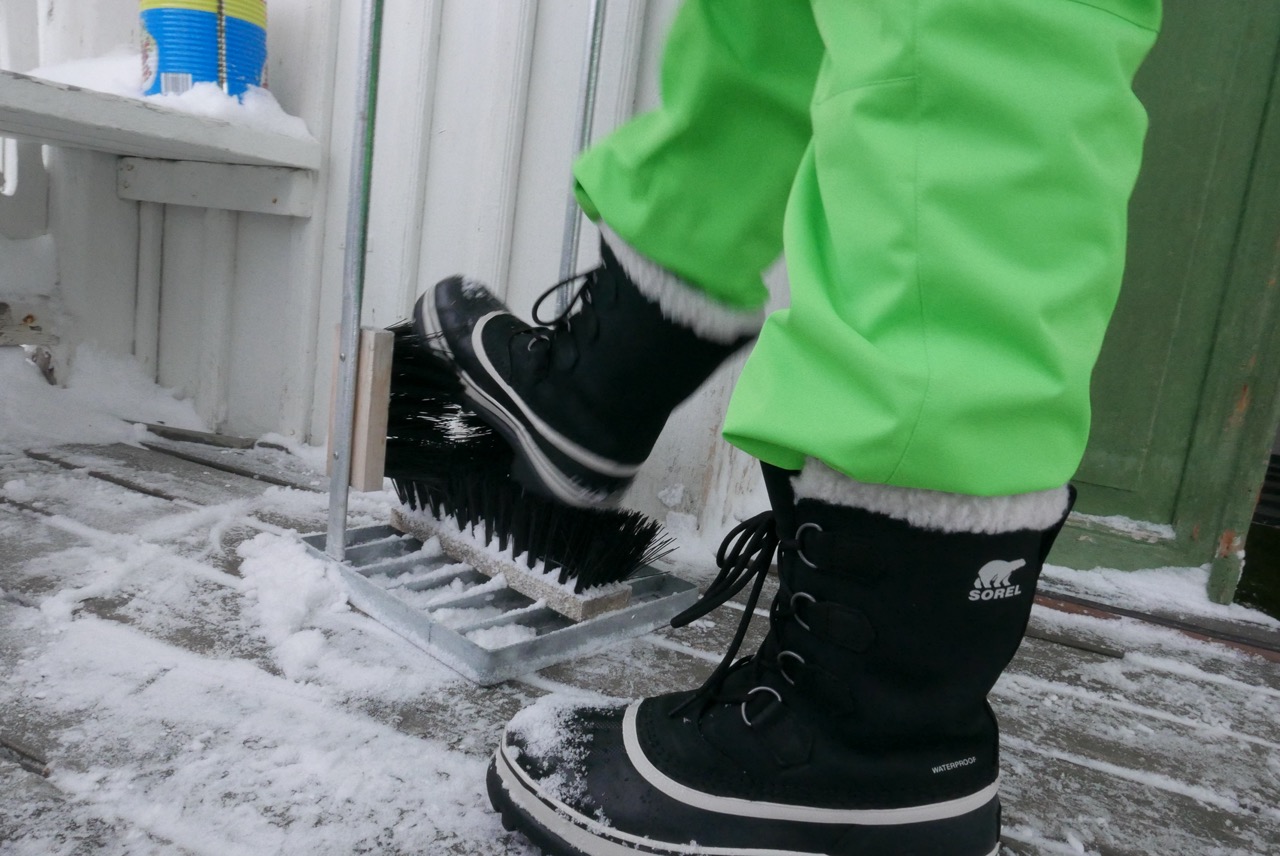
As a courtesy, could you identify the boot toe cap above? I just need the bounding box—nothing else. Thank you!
[417,275,509,344]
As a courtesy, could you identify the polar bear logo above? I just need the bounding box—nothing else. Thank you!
[973,559,1026,589]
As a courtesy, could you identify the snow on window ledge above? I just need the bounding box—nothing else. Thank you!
[26,48,311,141]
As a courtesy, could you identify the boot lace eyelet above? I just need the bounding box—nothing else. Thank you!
[776,650,805,686]
[740,686,782,728]
[794,522,822,568]
[790,591,816,631]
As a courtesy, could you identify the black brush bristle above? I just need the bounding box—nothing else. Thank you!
[384,321,673,592]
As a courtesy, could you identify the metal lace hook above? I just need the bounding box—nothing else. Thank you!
[790,591,816,631]
[741,686,782,727]
[776,650,805,686]
[794,522,823,569]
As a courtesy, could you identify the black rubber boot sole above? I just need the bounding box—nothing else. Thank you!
[489,759,590,856]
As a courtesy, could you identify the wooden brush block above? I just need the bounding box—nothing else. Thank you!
[327,326,394,492]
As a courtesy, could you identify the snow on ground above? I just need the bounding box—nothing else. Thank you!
[0,475,537,853]
[0,348,534,854]
[0,347,204,449]
[1042,562,1280,630]
[1,349,1278,854]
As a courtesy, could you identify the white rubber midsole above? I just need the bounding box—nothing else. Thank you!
[493,732,1001,856]
[496,743,827,856]
[621,703,1001,825]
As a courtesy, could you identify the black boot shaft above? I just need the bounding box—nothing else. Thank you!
[763,465,1060,747]
[490,466,1071,855]
[527,240,754,466]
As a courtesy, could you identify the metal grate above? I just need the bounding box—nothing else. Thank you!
[302,525,698,685]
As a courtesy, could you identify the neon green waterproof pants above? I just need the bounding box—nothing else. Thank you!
[573,0,1161,496]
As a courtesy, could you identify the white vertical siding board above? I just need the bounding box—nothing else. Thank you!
[594,0,649,134]
[507,0,651,317]
[414,0,537,304]
[224,213,305,437]
[308,0,386,442]
[0,0,41,73]
[265,0,347,442]
[361,0,445,329]
[0,2,45,240]
[507,0,590,319]
[133,201,163,379]
[156,205,206,401]
[475,0,537,297]
[623,358,745,538]
[0,233,55,300]
[195,209,237,430]
[46,148,139,358]
[634,1,680,115]
[0,141,49,240]
[35,0,140,69]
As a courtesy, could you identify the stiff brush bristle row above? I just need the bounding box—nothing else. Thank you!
[384,323,672,593]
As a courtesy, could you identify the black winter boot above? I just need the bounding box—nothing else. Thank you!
[487,463,1073,855]
[416,232,761,507]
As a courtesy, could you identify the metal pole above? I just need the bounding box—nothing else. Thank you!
[327,0,385,561]
[557,0,608,306]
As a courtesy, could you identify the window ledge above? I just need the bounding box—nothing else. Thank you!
[0,70,320,170]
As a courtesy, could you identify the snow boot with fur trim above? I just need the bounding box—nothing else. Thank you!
[487,463,1073,856]
[416,231,762,507]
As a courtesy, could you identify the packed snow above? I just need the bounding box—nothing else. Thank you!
[0,347,203,449]
[1042,562,1280,630]
[28,48,311,139]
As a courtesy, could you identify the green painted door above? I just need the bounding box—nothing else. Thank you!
[1055,0,1280,603]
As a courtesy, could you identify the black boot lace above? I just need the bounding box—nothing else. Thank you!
[668,511,809,720]
[516,267,605,372]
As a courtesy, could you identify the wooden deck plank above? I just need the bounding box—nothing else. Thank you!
[2,441,1277,855]
[1001,744,1277,855]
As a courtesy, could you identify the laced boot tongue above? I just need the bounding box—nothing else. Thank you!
[664,509,788,717]
[523,267,603,374]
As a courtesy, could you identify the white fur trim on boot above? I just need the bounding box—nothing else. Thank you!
[600,224,765,344]
[793,459,1070,535]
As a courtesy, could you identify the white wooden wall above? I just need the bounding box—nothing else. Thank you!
[1,0,772,537]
